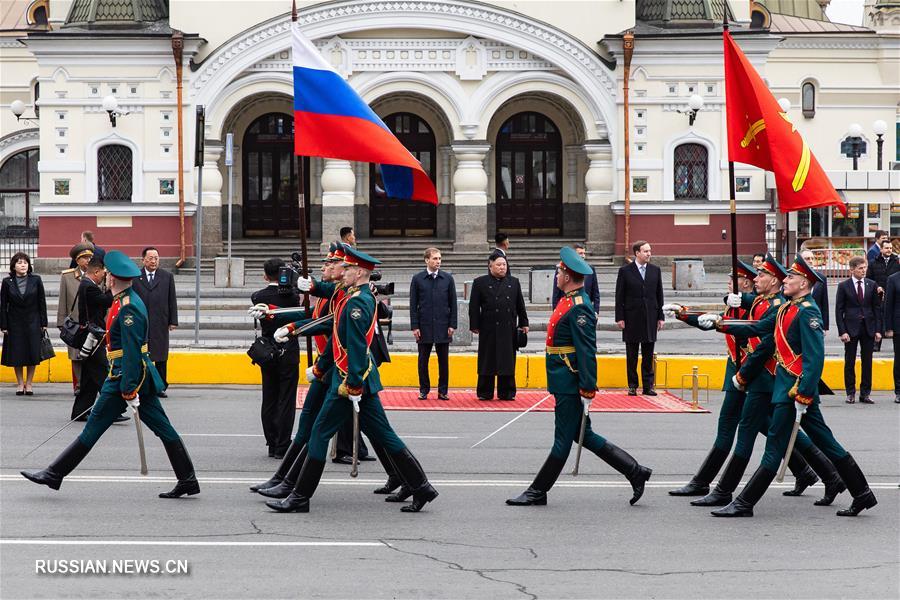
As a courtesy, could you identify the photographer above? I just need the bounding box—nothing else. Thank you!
[251,258,303,459]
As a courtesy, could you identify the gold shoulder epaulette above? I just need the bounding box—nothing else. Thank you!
[574,296,583,305]
[61,268,75,274]
[121,296,131,305]
[801,301,811,307]
[773,299,782,306]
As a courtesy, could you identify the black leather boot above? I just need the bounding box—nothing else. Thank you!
[258,445,308,498]
[782,449,818,496]
[670,446,729,497]
[266,457,326,513]
[250,441,304,492]
[159,439,200,498]
[371,442,403,494]
[793,445,846,506]
[833,454,877,517]
[21,439,91,491]
[595,442,652,505]
[691,454,749,507]
[385,484,412,502]
[507,455,566,506]
[389,448,438,513]
[711,466,776,517]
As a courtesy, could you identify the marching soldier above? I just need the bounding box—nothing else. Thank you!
[507,248,652,507]
[664,260,756,497]
[706,255,877,517]
[266,247,438,513]
[22,250,200,499]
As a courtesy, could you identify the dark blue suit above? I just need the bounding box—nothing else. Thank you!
[883,272,900,394]
[409,269,458,395]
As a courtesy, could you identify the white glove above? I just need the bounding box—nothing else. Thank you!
[580,395,592,416]
[305,366,317,382]
[274,326,291,343]
[726,293,742,308]
[731,375,745,392]
[248,303,269,319]
[297,277,313,292]
[794,401,807,421]
[126,398,140,411]
[661,303,684,318]
[349,394,361,413]
[697,313,721,330]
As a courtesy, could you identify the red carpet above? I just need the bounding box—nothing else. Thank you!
[297,388,708,413]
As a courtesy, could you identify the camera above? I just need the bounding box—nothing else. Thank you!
[369,271,394,297]
[276,251,305,296]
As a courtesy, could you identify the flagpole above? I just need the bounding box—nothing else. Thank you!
[292,0,314,368]
[723,13,739,296]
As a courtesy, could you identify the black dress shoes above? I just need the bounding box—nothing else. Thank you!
[437,393,450,401]
[643,389,658,396]
[627,388,637,396]
[859,396,874,404]
[332,456,353,465]
[417,392,428,400]
[158,391,168,398]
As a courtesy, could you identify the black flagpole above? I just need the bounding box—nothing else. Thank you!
[293,0,313,367]
[724,11,739,297]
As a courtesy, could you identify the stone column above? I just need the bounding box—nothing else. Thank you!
[320,159,355,251]
[194,141,224,257]
[583,141,615,256]
[451,142,491,253]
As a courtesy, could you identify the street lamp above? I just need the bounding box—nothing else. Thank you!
[777,98,791,112]
[9,99,38,126]
[678,94,704,126]
[102,95,128,127]
[873,119,887,171]
[848,123,863,171]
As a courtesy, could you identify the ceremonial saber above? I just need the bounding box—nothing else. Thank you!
[22,406,93,458]
[131,404,149,476]
[571,408,588,476]
[350,408,360,478]
[776,413,803,483]
[470,394,552,448]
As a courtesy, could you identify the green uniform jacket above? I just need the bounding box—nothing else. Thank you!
[107,288,164,398]
[719,293,786,394]
[678,301,751,392]
[332,284,382,396]
[545,289,597,397]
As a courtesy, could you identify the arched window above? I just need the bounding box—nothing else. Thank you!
[97,144,133,202]
[673,143,708,200]
[369,112,437,236]
[0,149,40,228]
[801,82,815,118]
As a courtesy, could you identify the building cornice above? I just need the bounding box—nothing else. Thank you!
[34,203,198,217]
[609,201,771,215]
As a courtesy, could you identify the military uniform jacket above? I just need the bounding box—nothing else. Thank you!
[718,292,785,394]
[677,298,752,392]
[106,288,165,399]
[58,268,83,360]
[545,289,597,398]
[330,284,382,397]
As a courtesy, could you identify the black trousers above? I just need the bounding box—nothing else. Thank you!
[477,374,516,400]
[335,419,371,459]
[843,331,875,396]
[625,342,655,391]
[154,360,168,388]
[71,348,108,420]
[259,352,299,453]
[417,342,449,394]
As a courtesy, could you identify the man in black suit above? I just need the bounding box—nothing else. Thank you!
[801,249,830,331]
[132,247,178,397]
[410,247,457,400]
[552,243,600,315]
[469,252,528,400]
[835,256,882,404]
[883,271,900,403]
[615,240,664,396]
[250,258,301,459]
[866,238,899,294]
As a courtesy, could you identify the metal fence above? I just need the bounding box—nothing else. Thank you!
[802,247,866,278]
[0,221,39,266]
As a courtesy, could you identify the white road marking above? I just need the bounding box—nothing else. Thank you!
[179,434,459,439]
[0,540,383,547]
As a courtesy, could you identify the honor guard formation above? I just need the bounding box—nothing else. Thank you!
[18,244,879,520]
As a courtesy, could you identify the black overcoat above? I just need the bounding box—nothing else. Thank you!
[469,274,527,376]
[409,270,458,344]
[614,261,664,343]
[1,274,48,366]
[132,268,178,362]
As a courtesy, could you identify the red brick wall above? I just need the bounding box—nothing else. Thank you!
[615,213,767,257]
[38,215,194,259]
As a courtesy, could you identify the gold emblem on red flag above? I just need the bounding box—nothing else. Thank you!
[738,112,810,192]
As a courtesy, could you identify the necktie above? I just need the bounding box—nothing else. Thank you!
[639,265,646,280]
[149,272,154,284]
[857,280,863,304]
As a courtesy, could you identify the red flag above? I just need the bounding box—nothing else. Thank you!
[724,31,846,215]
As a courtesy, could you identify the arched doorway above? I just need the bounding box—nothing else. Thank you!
[242,113,310,237]
[495,112,562,235]
[369,112,436,236]
[0,148,39,228]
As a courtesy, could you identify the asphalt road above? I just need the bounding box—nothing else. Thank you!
[1,384,897,600]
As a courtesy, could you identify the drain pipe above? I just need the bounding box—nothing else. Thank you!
[622,31,634,262]
[172,31,186,268]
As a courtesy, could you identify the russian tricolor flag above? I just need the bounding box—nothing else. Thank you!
[292,24,438,205]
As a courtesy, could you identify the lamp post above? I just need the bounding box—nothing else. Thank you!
[679,94,705,126]
[101,95,129,127]
[848,123,863,171]
[872,119,887,171]
[9,99,39,126]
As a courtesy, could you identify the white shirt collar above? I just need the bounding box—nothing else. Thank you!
[852,276,865,286]
[427,268,439,276]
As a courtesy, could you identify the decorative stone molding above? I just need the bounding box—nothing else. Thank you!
[320,159,355,207]
[583,142,613,206]
[451,144,490,207]
[662,129,721,203]
[455,36,487,81]
[0,128,39,166]
[84,131,144,203]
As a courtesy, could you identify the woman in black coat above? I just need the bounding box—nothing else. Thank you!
[1,252,49,395]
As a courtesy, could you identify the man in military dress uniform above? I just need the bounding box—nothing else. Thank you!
[507,248,652,507]
[22,251,200,499]
[266,247,438,513]
[59,243,93,396]
[664,260,756,497]
[708,255,877,517]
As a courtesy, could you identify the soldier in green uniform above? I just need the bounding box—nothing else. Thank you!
[266,247,438,514]
[663,260,756,497]
[708,255,877,517]
[507,247,652,507]
[22,250,200,499]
